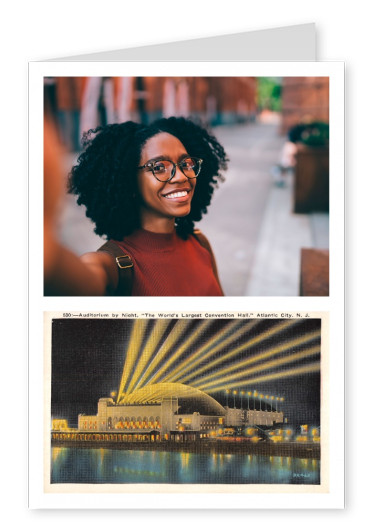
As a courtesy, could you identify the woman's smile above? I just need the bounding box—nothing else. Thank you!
[162,187,191,200]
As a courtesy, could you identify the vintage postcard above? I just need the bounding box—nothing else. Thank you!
[43,311,329,499]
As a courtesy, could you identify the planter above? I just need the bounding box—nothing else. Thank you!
[293,143,329,213]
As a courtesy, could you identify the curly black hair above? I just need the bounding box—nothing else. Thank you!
[68,116,228,240]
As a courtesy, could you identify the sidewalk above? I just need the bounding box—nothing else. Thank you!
[244,174,329,296]
[198,121,285,296]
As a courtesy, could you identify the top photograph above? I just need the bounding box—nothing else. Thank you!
[44,76,329,297]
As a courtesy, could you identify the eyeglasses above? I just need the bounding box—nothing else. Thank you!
[138,156,203,182]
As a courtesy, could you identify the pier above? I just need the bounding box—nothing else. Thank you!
[51,432,320,459]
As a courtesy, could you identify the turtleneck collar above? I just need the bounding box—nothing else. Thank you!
[121,228,178,252]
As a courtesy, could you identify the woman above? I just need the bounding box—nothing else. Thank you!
[46,117,228,296]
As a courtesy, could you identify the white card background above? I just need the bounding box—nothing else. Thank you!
[29,59,344,510]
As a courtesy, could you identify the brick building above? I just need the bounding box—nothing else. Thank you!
[124,76,258,125]
[280,77,329,135]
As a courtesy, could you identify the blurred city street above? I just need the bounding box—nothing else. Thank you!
[197,120,328,296]
[58,120,329,296]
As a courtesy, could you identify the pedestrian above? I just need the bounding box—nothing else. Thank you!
[46,116,228,296]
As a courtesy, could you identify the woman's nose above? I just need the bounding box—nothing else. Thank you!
[169,164,188,182]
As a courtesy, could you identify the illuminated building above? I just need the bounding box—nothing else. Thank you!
[51,419,69,431]
[71,384,284,442]
[51,318,320,445]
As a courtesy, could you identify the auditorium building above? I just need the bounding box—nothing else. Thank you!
[69,391,284,442]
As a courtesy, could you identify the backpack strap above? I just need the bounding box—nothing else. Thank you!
[193,229,223,293]
[97,240,134,296]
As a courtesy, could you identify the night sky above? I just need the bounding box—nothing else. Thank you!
[51,318,321,427]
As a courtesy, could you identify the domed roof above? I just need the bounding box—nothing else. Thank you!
[118,382,225,415]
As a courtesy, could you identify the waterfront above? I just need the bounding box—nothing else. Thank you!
[51,437,320,459]
[51,447,320,485]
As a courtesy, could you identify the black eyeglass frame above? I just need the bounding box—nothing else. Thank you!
[138,156,203,182]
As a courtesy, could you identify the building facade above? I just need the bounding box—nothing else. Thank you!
[67,395,284,442]
[280,77,330,135]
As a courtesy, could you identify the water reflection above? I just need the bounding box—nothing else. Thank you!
[51,448,320,485]
[51,446,67,464]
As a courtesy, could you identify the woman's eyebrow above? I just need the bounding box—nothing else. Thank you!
[145,153,190,164]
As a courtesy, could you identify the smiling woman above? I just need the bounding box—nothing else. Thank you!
[45,117,228,296]
[136,133,198,231]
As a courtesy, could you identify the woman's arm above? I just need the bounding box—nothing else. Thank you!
[44,117,118,296]
[44,231,118,295]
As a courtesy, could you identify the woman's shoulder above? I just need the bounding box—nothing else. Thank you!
[191,228,213,254]
[191,229,222,293]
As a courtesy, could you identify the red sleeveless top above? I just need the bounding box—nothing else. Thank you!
[114,229,223,296]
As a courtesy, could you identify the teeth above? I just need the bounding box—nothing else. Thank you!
[165,191,188,199]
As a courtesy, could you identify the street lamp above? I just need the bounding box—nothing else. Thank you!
[240,391,244,410]
[233,390,237,408]
[253,390,258,410]
[265,395,269,412]
[259,394,264,411]
[247,391,251,410]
